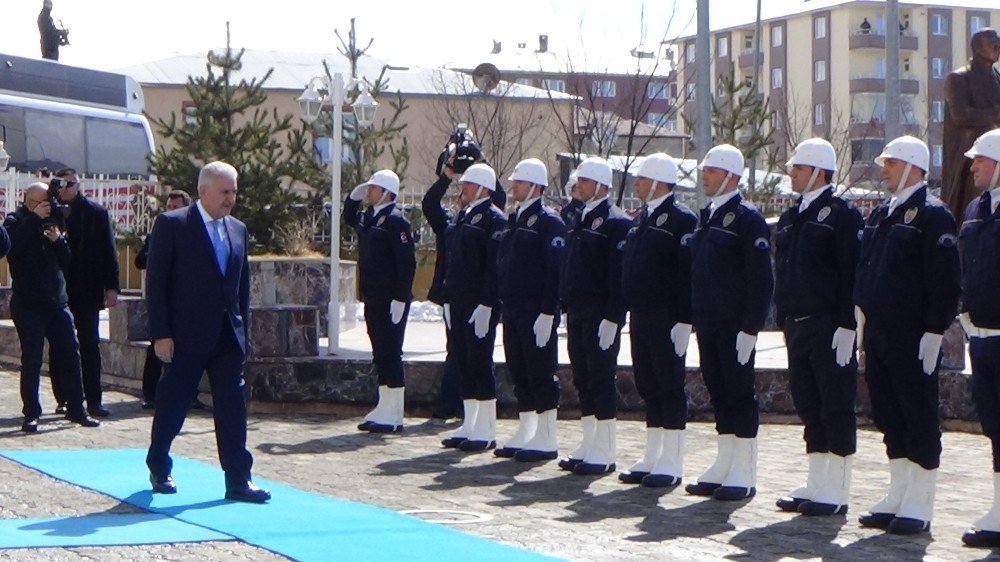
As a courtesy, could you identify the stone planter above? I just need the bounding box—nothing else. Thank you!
[249,257,358,336]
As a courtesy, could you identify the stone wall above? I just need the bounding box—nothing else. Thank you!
[248,257,358,336]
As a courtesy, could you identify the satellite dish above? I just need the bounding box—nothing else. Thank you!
[472,62,501,93]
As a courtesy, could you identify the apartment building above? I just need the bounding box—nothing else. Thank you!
[672,0,1000,185]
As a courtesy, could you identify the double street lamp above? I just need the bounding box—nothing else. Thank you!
[298,73,378,355]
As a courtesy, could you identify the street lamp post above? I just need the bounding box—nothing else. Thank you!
[298,74,378,355]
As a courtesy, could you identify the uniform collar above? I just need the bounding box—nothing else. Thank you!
[372,201,395,216]
[516,196,542,219]
[466,197,491,213]
[798,184,832,212]
[888,181,926,214]
[645,193,673,215]
[990,186,1000,214]
[584,194,610,215]
[709,190,739,215]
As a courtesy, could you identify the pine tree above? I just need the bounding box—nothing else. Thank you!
[148,26,326,253]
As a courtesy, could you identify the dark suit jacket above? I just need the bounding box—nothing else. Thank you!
[146,204,250,356]
[64,193,121,310]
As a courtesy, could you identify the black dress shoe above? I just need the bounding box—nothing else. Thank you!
[858,512,895,529]
[573,461,616,475]
[141,401,155,410]
[458,439,496,452]
[441,436,467,448]
[21,418,38,433]
[776,496,809,512]
[642,473,682,488]
[962,528,1000,548]
[494,446,521,458]
[618,470,649,484]
[358,420,375,431]
[514,449,559,462]
[558,457,584,471]
[55,404,67,415]
[88,405,111,418]
[65,413,101,428]
[888,516,930,535]
[685,481,722,496]
[365,422,403,434]
[225,482,271,503]
[150,474,177,494]
[799,500,848,516]
[714,486,756,501]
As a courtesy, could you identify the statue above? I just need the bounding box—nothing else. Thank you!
[943,28,1000,218]
[37,0,70,61]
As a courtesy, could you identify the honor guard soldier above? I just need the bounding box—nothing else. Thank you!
[772,139,863,516]
[493,158,567,462]
[617,154,697,487]
[344,170,416,433]
[855,136,961,535]
[435,163,508,452]
[958,129,1000,548]
[685,144,773,501]
[558,156,631,475]
[560,172,585,229]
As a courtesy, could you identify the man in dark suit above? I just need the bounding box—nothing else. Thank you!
[144,161,269,503]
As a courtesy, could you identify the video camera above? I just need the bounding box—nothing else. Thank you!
[44,177,73,229]
[435,123,483,176]
[56,20,70,46]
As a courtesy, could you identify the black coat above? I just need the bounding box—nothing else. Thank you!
[64,193,120,310]
[4,206,71,310]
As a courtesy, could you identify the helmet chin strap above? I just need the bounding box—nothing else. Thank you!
[896,162,914,195]
[375,189,390,207]
[990,163,1000,190]
[711,172,733,199]
[642,180,659,203]
[465,186,485,208]
[585,184,605,205]
[801,167,822,196]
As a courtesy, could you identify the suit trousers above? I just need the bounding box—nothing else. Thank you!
[364,299,409,388]
[566,306,620,420]
[146,325,253,488]
[11,303,87,419]
[449,302,499,400]
[784,315,858,456]
[696,325,759,438]
[502,308,560,413]
[631,309,687,429]
[51,304,103,408]
[970,337,1000,472]
[863,322,942,470]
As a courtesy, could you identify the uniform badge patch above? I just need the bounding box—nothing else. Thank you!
[904,208,918,224]
[723,212,736,227]
[377,216,386,226]
[656,214,667,227]
[817,207,831,222]
[937,233,957,248]
[400,232,409,243]
[527,215,538,227]
[591,217,604,230]
[471,214,482,225]
[551,236,565,248]
[754,237,770,250]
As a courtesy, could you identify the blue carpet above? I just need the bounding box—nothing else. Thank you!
[0,513,230,548]
[0,449,557,561]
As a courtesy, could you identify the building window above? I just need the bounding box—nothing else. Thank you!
[814,60,827,82]
[670,83,679,99]
[772,112,783,131]
[686,44,695,63]
[931,100,945,123]
[931,14,948,36]
[932,144,943,167]
[814,104,825,126]
[647,82,669,99]
[647,112,677,131]
[772,26,783,47]
[815,16,827,39]
[686,83,696,100]
[771,67,783,89]
[931,57,948,79]
[182,102,198,128]
[591,80,616,98]
[516,78,534,87]
[718,36,729,57]
[852,139,885,163]
[542,79,565,92]
[971,15,989,35]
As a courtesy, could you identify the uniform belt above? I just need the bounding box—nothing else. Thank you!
[969,326,1000,338]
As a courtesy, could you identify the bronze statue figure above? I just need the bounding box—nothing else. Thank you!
[943,28,1000,218]
[38,0,70,61]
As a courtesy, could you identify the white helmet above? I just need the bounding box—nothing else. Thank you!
[786,138,837,173]
[575,156,613,187]
[563,171,578,196]
[508,158,548,187]
[875,135,929,172]
[459,163,497,191]
[966,129,1000,163]
[700,144,745,177]
[636,153,678,185]
[366,169,400,195]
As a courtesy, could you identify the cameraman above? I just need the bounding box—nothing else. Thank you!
[4,183,99,432]
[49,168,120,418]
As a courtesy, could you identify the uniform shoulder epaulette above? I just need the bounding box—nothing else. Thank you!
[739,199,760,212]
[673,200,697,218]
[925,195,947,208]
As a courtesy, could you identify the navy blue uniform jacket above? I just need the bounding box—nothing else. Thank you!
[146,205,250,356]
[960,194,1000,329]
[560,199,632,324]
[343,198,416,303]
[497,199,567,315]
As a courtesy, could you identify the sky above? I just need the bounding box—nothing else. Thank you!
[0,0,736,72]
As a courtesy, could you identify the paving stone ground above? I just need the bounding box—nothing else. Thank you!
[1,368,999,561]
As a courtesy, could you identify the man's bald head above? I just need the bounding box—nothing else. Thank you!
[25,183,48,201]
[972,29,1000,63]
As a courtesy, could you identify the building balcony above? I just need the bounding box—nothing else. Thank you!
[849,75,919,95]
[849,32,918,51]
[849,118,922,139]
[738,50,763,70]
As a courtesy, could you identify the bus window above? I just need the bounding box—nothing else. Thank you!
[25,109,85,172]
[86,118,151,177]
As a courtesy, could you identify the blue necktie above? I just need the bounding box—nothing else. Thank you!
[210,218,229,273]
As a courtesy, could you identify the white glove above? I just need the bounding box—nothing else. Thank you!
[854,306,866,350]
[390,300,406,325]
[959,312,975,338]
[735,331,757,365]
[831,327,856,367]
[469,304,492,339]
[917,332,943,376]
[670,323,692,357]
[597,319,618,351]
[443,303,451,330]
[533,313,554,348]
[349,183,367,201]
